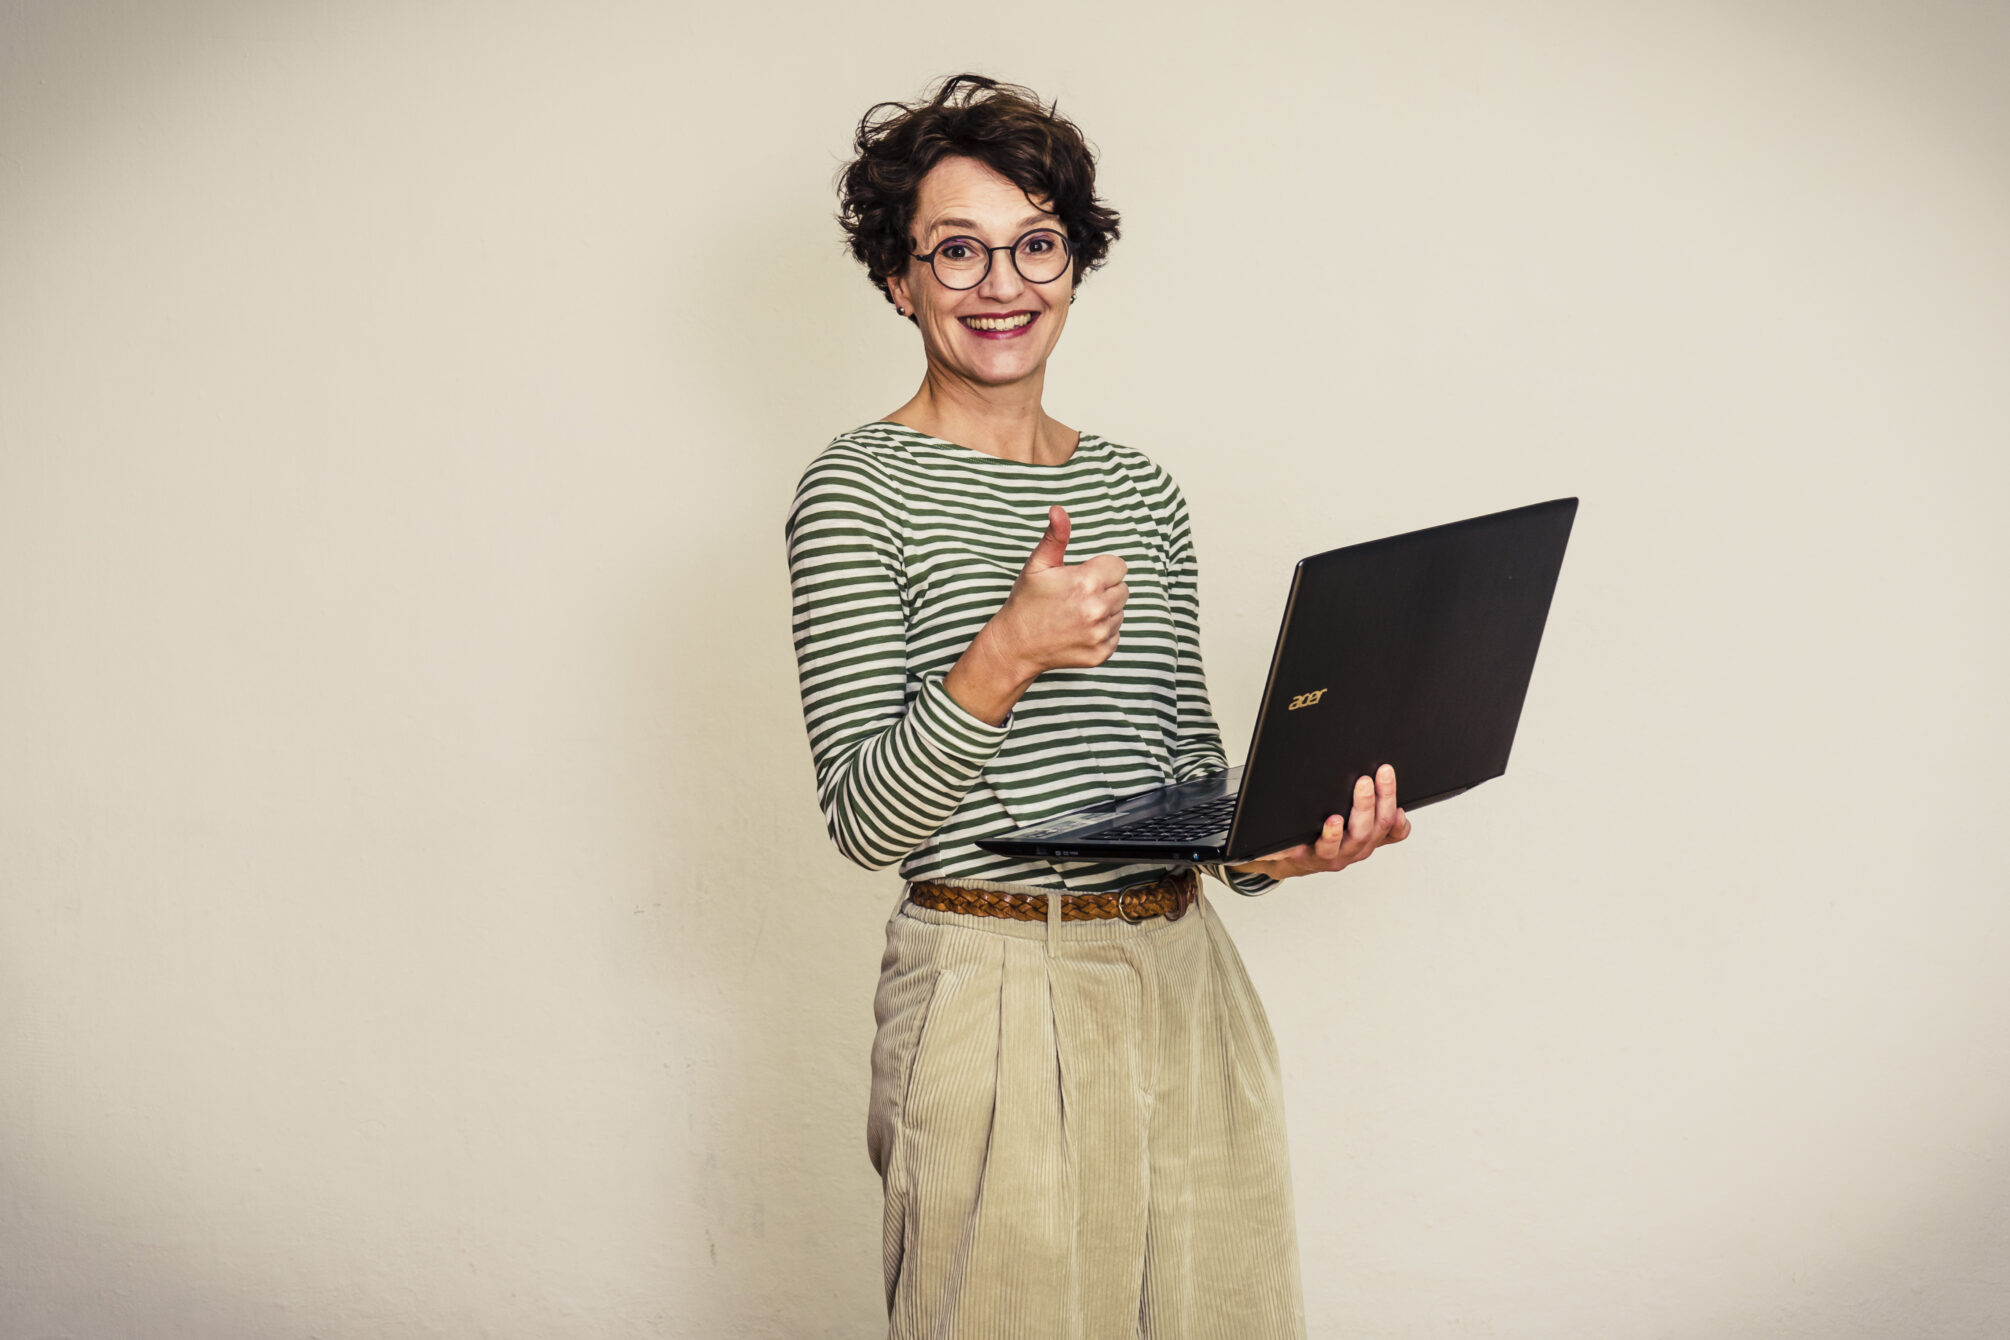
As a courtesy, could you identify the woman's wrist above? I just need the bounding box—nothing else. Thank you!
[944,622,1041,726]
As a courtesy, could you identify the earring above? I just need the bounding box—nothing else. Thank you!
[897,306,906,316]
[1069,293,1076,305]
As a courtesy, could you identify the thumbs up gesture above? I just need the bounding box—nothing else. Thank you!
[943,505,1131,725]
[998,505,1130,673]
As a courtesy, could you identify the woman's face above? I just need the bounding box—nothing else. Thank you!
[887,155,1074,390]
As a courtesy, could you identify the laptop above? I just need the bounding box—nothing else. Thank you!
[977,497,1578,865]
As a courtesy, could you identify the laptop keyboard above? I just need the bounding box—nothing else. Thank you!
[1094,795,1238,843]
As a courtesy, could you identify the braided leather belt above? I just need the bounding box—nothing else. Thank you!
[906,868,1198,924]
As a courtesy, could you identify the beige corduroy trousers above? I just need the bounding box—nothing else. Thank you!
[869,882,1307,1340]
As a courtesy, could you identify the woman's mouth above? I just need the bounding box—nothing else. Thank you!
[959,311,1037,338]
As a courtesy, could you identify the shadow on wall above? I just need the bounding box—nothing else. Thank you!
[618,186,911,1333]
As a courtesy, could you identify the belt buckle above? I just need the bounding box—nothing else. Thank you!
[1117,873,1193,925]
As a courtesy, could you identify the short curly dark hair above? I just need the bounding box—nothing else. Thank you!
[837,74,1121,310]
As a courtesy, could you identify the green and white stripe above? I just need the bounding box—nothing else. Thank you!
[785,421,1274,896]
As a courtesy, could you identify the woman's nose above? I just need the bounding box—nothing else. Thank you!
[976,250,1026,302]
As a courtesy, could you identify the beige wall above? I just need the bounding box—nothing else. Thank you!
[3,1,2006,1335]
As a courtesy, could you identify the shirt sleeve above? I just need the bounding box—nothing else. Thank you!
[1162,479,1279,896]
[784,446,1012,871]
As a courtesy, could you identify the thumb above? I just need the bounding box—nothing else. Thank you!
[1022,505,1070,573]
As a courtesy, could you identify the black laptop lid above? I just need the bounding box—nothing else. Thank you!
[1223,498,1577,863]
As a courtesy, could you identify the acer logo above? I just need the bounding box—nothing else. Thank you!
[1287,689,1328,710]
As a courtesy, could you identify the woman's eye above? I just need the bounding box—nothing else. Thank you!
[939,241,976,261]
[1022,236,1054,255]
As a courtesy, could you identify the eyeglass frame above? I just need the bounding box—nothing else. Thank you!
[909,227,1075,291]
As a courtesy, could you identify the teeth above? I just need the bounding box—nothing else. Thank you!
[965,313,1033,331]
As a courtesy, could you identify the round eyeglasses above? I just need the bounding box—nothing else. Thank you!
[911,228,1073,290]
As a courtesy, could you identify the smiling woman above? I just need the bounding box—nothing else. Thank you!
[786,73,1409,1339]
[832,75,1117,465]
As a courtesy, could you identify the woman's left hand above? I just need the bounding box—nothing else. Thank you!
[1229,763,1412,883]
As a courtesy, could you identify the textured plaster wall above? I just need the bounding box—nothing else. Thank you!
[1,1,2006,1335]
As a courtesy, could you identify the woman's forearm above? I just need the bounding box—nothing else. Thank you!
[943,621,1040,726]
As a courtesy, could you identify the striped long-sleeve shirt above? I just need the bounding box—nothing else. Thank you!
[785,421,1275,896]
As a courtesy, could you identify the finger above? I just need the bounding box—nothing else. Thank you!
[1346,773,1377,843]
[1313,812,1347,863]
[1389,809,1412,843]
[1094,586,1126,623]
[1082,553,1128,587]
[1373,763,1399,837]
[1022,506,1070,573]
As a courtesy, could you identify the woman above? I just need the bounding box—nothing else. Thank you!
[785,75,1411,1339]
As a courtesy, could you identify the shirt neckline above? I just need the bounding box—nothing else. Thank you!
[868,420,1098,470]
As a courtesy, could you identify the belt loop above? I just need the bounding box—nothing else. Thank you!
[1045,878,1062,956]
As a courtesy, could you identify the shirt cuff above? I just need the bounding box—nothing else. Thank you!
[906,674,1012,768]
[1204,862,1279,897]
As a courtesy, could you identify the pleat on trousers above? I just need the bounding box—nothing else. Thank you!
[868,886,1307,1340]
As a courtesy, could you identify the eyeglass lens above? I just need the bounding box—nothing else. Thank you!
[929,230,1070,289]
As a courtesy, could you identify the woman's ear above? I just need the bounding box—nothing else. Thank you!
[885,270,914,319]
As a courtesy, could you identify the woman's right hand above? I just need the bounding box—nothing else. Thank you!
[944,506,1128,724]
[995,505,1129,672]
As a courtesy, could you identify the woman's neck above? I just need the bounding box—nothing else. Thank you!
[885,368,1076,466]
